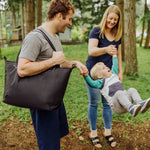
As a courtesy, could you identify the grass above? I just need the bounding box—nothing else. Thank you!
[0,43,150,128]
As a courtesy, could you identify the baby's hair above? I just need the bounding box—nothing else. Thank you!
[90,62,104,80]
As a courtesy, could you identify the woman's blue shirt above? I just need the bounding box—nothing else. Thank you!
[86,27,121,72]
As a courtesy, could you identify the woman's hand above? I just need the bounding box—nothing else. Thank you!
[106,45,117,56]
[52,51,65,65]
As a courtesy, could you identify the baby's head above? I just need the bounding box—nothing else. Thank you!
[90,62,112,80]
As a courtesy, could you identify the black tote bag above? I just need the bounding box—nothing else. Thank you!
[3,29,73,110]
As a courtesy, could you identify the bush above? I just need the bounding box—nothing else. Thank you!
[136,36,141,44]
[71,26,82,41]
[81,28,91,43]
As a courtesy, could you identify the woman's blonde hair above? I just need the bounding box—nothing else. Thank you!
[90,62,104,80]
[95,5,122,41]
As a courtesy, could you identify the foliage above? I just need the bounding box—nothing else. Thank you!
[81,28,91,43]
[70,0,117,43]
[71,26,82,41]
[42,0,49,22]
[7,0,23,12]
[0,44,150,127]
[141,11,150,22]
[70,0,115,28]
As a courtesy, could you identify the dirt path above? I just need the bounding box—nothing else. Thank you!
[0,119,150,150]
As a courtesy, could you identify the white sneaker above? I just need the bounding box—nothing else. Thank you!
[129,104,142,117]
[139,98,150,113]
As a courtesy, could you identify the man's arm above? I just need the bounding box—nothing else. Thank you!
[17,51,65,77]
[61,60,88,75]
[84,75,103,88]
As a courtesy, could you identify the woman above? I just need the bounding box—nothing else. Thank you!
[85,5,122,148]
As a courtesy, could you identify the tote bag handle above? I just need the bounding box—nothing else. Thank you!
[36,29,57,52]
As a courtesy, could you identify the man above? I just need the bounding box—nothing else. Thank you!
[17,0,88,149]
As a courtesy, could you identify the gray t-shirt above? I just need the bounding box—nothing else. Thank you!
[19,26,63,61]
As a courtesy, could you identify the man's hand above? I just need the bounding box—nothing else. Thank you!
[52,51,65,65]
[74,61,89,76]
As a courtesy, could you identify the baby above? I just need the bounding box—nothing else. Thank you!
[84,55,150,117]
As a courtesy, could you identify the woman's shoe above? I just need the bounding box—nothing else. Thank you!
[89,134,102,149]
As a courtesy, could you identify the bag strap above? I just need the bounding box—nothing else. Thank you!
[35,29,57,52]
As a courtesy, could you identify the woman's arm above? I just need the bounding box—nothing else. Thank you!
[117,44,123,82]
[88,39,117,57]
[88,39,106,56]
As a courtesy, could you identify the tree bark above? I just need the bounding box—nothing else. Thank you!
[36,0,42,27]
[5,7,7,43]
[144,20,150,49]
[26,0,35,34]
[0,10,2,59]
[140,0,147,47]
[0,10,3,42]
[116,0,124,61]
[20,2,25,40]
[11,4,16,29]
[124,0,138,75]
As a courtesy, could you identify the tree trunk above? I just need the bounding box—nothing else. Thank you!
[5,7,7,43]
[144,20,150,49]
[36,0,42,27]
[0,10,2,59]
[11,4,16,29]
[26,0,35,34]
[139,0,147,47]
[140,20,145,47]
[116,0,124,61]
[20,2,25,40]
[124,0,138,75]
[0,10,3,41]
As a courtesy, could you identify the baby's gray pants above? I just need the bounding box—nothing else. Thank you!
[111,88,142,114]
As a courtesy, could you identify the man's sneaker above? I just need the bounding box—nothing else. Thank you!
[139,98,150,113]
[129,104,142,117]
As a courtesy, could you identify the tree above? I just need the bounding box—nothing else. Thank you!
[139,0,147,47]
[0,7,2,59]
[0,9,3,43]
[124,0,138,75]
[7,0,19,29]
[0,1,4,41]
[71,0,113,28]
[36,0,42,27]
[4,3,8,42]
[144,10,150,48]
[116,0,124,61]
[70,0,114,42]
[145,20,150,48]
[26,0,35,34]
[11,2,16,28]
[20,1,25,40]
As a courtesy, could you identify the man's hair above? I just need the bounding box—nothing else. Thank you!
[47,0,74,20]
[90,62,104,80]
